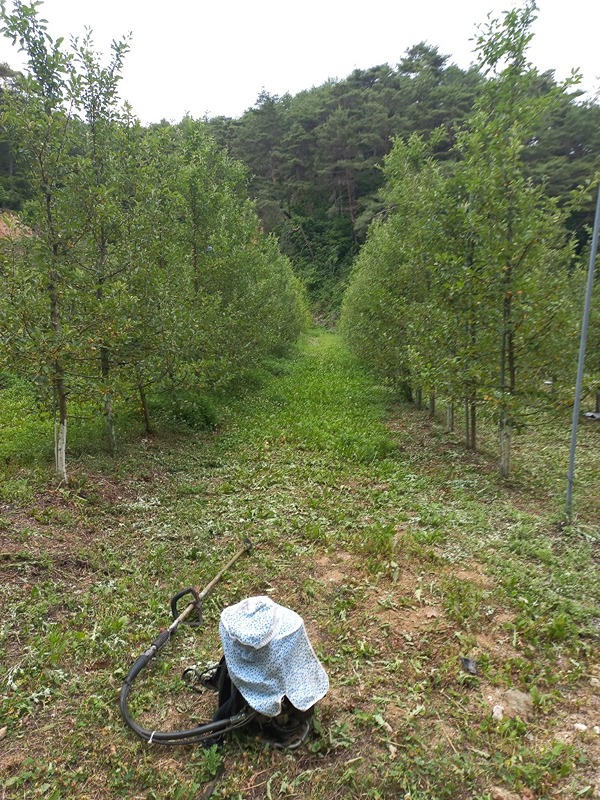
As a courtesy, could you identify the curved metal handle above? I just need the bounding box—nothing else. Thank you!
[170,587,202,626]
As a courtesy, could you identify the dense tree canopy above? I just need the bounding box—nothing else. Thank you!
[0,1,308,481]
[205,47,484,308]
[205,42,599,310]
[0,61,27,209]
[2,3,599,481]
[3,17,599,311]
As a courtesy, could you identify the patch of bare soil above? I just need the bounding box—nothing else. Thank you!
[0,473,143,585]
[313,551,353,585]
[552,674,600,780]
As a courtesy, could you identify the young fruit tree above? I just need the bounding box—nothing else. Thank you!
[457,1,580,477]
[0,2,85,482]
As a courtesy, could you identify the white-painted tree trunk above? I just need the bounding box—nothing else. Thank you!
[446,402,454,432]
[55,416,68,484]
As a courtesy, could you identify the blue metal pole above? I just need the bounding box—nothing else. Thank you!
[565,184,600,523]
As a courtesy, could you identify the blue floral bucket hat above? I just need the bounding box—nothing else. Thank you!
[219,596,329,717]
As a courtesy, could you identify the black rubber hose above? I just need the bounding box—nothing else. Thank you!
[119,632,255,745]
[119,679,254,745]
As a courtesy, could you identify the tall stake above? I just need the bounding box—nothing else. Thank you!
[565,184,600,522]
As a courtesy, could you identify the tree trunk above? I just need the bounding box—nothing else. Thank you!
[415,388,422,409]
[446,402,454,432]
[499,415,512,479]
[54,374,68,484]
[596,390,600,414]
[470,398,477,452]
[137,366,154,434]
[290,221,315,260]
[465,396,476,450]
[101,345,116,456]
[499,198,516,477]
[192,239,200,293]
[499,308,515,477]
[104,395,116,455]
[465,398,470,449]
[97,228,116,456]
[429,392,435,419]
[49,221,69,483]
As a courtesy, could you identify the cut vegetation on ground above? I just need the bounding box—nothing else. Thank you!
[1,330,599,799]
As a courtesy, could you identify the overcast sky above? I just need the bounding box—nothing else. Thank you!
[1,0,598,124]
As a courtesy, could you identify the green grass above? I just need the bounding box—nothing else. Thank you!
[1,329,599,799]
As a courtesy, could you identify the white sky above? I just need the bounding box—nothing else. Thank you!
[1,0,598,124]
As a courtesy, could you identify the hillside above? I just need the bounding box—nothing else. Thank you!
[205,50,600,309]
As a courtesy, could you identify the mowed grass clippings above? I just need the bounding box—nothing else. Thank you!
[1,329,599,800]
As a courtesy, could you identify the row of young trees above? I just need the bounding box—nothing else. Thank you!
[0,2,308,482]
[4,10,600,317]
[341,2,595,478]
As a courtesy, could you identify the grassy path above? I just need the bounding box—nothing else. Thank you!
[1,330,599,799]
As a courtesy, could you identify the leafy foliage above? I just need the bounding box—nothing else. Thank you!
[207,36,599,311]
[341,2,590,477]
[0,1,308,478]
[207,49,484,310]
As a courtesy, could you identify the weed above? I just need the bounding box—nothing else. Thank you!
[441,576,484,628]
[350,522,396,562]
[491,740,576,793]
[0,475,36,505]
[310,718,356,753]
[151,389,220,431]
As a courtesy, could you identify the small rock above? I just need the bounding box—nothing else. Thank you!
[574,723,588,732]
[590,677,600,688]
[491,787,520,800]
[593,726,600,735]
[492,705,504,720]
[0,726,7,741]
[460,656,478,675]
[502,689,534,720]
